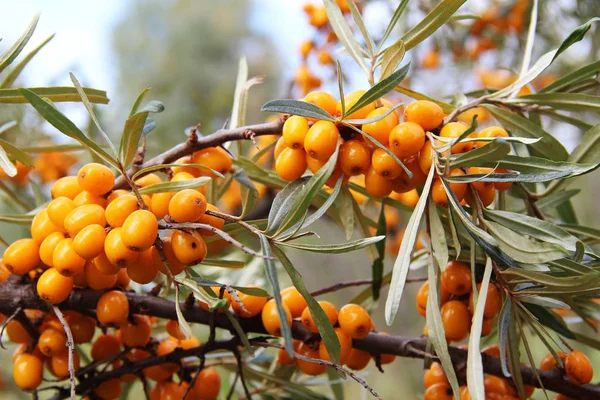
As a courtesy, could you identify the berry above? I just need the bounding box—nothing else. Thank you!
[418,140,434,174]
[465,184,496,208]
[38,328,67,357]
[73,191,108,208]
[432,179,450,207]
[53,238,86,277]
[494,168,513,191]
[477,126,508,147]
[155,338,179,374]
[135,173,162,188]
[424,362,448,388]
[39,231,66,267]
[296,343,327,376]
[6,320,30,344]
[91,251,121,275]
[190,367,221,400]
[339,139,371,176]
[64,204,106,237]
[301,300,338,333]
[362,107,399,145]
[97,290,130,326]
[389,122,426,158]
[68,313,96,343]
[565,351,593,385]
[440,300,471,342]
[170,230,207,265]
[94,378,121,400]
[192,147,232,176]
[346,348,371,370]
[276,147,307,181]
[13,354,43,390]
[304,121,339,161]
[305,91,337,116]
[318,328,352,364]
[404,101,444,131]
[3,238,40,274]
[168,189,207,222]
[85,261,118,291]
[51,176,82,200]
[37,268,74,304]
[104,227,140,268]
[282,116,310,149]
[121,315,152,347]
[91,334,121,361]
[274,136,287,160]
[105,194,140,228]
[31,209,60,244]
[150,192,174,220]
[365,166,395,197]
[72,224,107,260]
[540,351,566,371]
[47,197,76,231]
[158,236,186,275]
[121,210,158,251]
[231,289,269,318]
[280,287,308,318]
[197,204,225,236]
[261,299,292,336]
[77,163,115,196]
[371,147,403,179]
[484,375,515,396]
[439,122,472,154]
[338,303,372,339]
[441,261,472,296]
[467,167,495,192]
[126,247,159,284]
[469,283,502,319]
[51,350,81,378]
[338,90,375,120]
[424,382,453,400]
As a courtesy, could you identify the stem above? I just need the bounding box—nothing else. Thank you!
[52,306,76,400]
[0,181,29,211]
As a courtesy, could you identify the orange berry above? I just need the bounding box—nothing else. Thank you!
[73,190,108,208]
[296,343,327,376]
[31,209,60,244]
[172,157,200,177]
[91,334,121,361]
[135,173,162,188]
[280,286,308,318]
[467,167,495,192]
[346,348,371,370]
[165,320,186,340]
[68,313,96,344]
[440,300,471,342]
[51,350,81,378]
[389,122,426,158]
[51,176,81,200]
[105,194,140,228]
[91,250,121,275]
[305,91,337,116]
[37,268,73,304]
[418,140,434,174]
[47,197,76,231]
[39,232,66,267]
[38,328,67,357]
[469,283,502,319]
[276,147,307,181]
[150,192,174,220]
[565,351,593,385]
[304,121,339,161]
[338,303,372,339]
[432,179,450,207]
[317,48,335,65]
[319,328,352,364]
[283,116,310,149]
[231,289,269,318]
[116,266,130,289]
[178,335,201,350]
[465,184,496,208]
[6,320,30,344]
[261,299,292,336]
[424,362,448,388]
[361,107,400,145]
[338,90,376,120]
[73,224,107,260]
[190,367,221,400]
[484,375,515,395]
[404,101,444,131]
[439,122,472,154]
[121,210,158,251]
[97,290,129,326]
[481,317,494,336]
[371,147,403,179]
[458,107,490,125]
[441,261,471,296]
[53,238,86,277]
[169,189,207,222]
[104,227,139,268]
[365,166,394,197]
[126,247,159,284]
[170,230,207,265]
[64,204,106,237]
[197,204,225,236]
[94,378,121,399]
[107,189,128,203]
[392,156,427,193]
[301,300,338,333]
[158,236,186,275]
[155,339,179,374]
[540,351,566,371]
[192,147,232,176]
[121,314,152,347]
[77,163,115,196]
[85,261,118,291]
[477,126,508,146]
[494,168,513,191]
[4,238,40,274]
[13,353,43,390]
[339,139,371,176]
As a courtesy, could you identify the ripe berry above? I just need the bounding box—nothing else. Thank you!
[13,353,43,390]
[440,300,471,342]
[97,290,130,326]
[91,251,120,275]
[565,351,593,385]
[64,204,106,237]
[94,378,121,400]
[51,176,82,200]
[432,179,450,207]
[190,367,221,400]
[304,121,339,161]
[540,351,566,371]
[104,227,139,268]
[72,224,107,260]
[53,238,86,277]
[158,236,186,276]
[6,320,31,344]
[301,300,338,333]
[441,261,472,296]
[37,268,74,304]
[73,191,108,208]
[338,303,372,339]
[85,261,118,291]
[389,122,426,158]
[192,147,232,176]
[404,101,444,131]
[365,166,395,197]
[371,147,404,179]
[4,238,40,274]
[150,192,174,220]
[168,189,207,222]
[126,247,159,284]
[339,139,371,176]
[105,194,140,228]
[424,382,453,400]
[155,338,180,374]
[51,350,81,378]
[361,107,399,145]
[276,147,307,181]
[231,289,269,318]
[39,232,66,267]
[261,299,292,336]
[465,184,496,208]
[280,286,308,318]
[77,163,114,196]
[346,348,371,370]
[31,209,60,244]
[91,333,121,361]
[477,126,508,147]
[484,375,515,396]
[424,362,448,388]
[305,91,337,116]
[197,204,225,236]
[318,328,352,364]
[439,122,472,154]
[37,328,67,357]
[170,230,207,265]
[283,116,310,149]
[68,313,96,344]
[469,283,502,319]
[135,173,162,188]
[296,343,327,376]
[47,197,76,231]
[121,315,152,347]
[393,156,427,193]
[121,210,158,251]
[418,140,434,174]
[338,90,375,120]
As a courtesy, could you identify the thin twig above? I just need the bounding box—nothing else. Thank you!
[233,348,253,400]
[52,306,76,400]
[310,277,426,297]
[226,373,240,400]
[205,209,263,236]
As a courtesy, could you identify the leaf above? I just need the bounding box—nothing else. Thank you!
[559,223,600,242]
[401,0,467,50]
[337,186,355,240]
[0,139,33,167]
[2,86,109,104]
[379,0,409,50]
[505,93,600,113]
[372,205,386,300]
[385,164,434,325]
[128,88,150,117]
[352,196,379,263]
[261,99,335,122]
[506,311,525,396]
[234,169,259,218]
[426,254,461,397]
[174,287,192,339]
[497,299,513,377]
[132,163,223,181]
[279,236,385,254]
[0,145,16,177]
[540,110,593,131]
[271,245,341,365]
[19,89,118,168]
[138,176,210,194]
[342,102,404,125]
[467,258,492,400]
[0,14,39,74]
[427,198,448,272]
[395,86,455,114]
[200,257,246,269]
[552,17,600,62]
[449,138,511,169]
[229,57,249,130]
[266,178,308,234]
[344,63,410,118]
[522,303,576,339]
[223,309,253,354]
[188,277,269,297]
[484,105,568,161]
[346,0,374,56]
[380,40,405,81]
[1,33,54,89]
[540,59,600,93]
[119,100,164,167]
[323,0,369,73]
[259,235,294,357]
[510,0,539,97]
[568,123,600,166]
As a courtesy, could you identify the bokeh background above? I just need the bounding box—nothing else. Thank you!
[0,0,599,398]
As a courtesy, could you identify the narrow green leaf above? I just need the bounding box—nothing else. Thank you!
[119,100,164,167]
[505,93,600,113]
[323,0,369,72]
[200,257,246,269]
[401,0,467,50]
[230,57,249,130]
[0,14,39,74]
[223,309,254,354]
[128,88,150,117]
[174,287,192,339]
[352,195,379,262]
[261,99,335,122]
[0,139,33,167]
[234,169,259,218]
[395,86,455,114]
[449,138,511,169]
[346,0,374,56]
[540,110,593,131]
[568,123,600,165]
[540,60,600,93]
[266,178,308,234]
[427,198,448,271]
[131,163,223,181]
[511,0,539,96]
[138,176,210,194]
[342,102,404,125]
[19,89,118,168]
[498,299,512,377]
[1,33,54,89]
[0,145,16,177]
[385,164,434,325]
[337,186,355,240]
[559,223,600,242]
[507,311,525,397]
[1,86,109,104]
[523,303,576,339]
[379,0,409,50]
[552,17,600,62]
[379,40,405,81]
[372,205,386,300]
[271,245,341,365]
[279,236,384,254]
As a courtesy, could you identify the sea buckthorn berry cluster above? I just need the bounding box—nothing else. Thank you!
[540,350,594,386]
[417,261,502,342]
